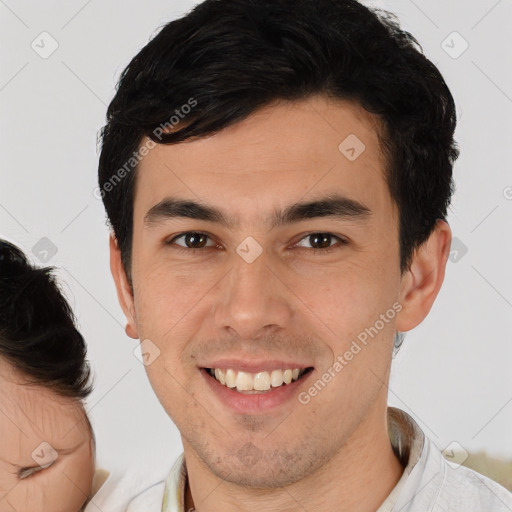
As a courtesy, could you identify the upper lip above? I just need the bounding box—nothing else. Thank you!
[200,359,314,373]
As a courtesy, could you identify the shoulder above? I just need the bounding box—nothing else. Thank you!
[388,412,512,512]
[417,436,512,511]
[436,460,512,511]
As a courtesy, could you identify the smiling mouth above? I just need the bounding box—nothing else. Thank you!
[203,367,314,394]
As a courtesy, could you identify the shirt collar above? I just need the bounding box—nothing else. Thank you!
[162,452,187,512]
[376,407,425,511]
[162,406,425,512]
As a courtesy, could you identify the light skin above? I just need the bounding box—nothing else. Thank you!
[0,359,95,512]
[111,95,451,511]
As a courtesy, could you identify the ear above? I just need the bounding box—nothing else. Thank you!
[109,235,138,339]
[395,219,451,332]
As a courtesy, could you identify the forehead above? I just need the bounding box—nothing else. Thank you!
[0,372,89,465]
[134,95,393,224]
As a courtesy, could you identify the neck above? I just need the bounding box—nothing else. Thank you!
[183,405,404,512]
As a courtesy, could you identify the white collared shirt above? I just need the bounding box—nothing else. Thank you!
[86,407,512,511]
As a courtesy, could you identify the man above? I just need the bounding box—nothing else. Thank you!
[92,0,512,510]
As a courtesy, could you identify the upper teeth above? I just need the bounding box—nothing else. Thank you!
[210,368,304,392]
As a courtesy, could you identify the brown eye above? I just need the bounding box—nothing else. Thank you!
[294,233,347,253]
[169,232,214,249]
[183,233,207,248]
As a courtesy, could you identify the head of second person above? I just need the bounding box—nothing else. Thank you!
[0,240,95,512]
[99,0,458,491]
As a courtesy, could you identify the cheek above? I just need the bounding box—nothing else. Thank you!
[296,264,393,337]
[44,447,94,512]
[133,266,212,410]
[50,449,95,512]
[294,262,399,402]
[68,444,96,492]
[61,458,95,508]
[134,264,217,370]
[8,458,94,512]
[135,263,203,329]
[0,466,17,496]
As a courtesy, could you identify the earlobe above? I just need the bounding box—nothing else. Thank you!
[109,235,139,340]
[395,220,452,333]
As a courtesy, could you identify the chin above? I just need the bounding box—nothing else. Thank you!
[191,438,327,489]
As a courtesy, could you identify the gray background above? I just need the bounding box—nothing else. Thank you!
[0,0,511,472]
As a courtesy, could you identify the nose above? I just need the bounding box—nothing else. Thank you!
[212,243,294,341]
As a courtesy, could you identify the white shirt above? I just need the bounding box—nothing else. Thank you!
[85,407,512,511]
[83,464,170,512]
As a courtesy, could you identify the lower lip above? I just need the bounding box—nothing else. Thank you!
[200,368,313,414]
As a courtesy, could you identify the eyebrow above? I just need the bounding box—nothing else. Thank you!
[144,193,372,229]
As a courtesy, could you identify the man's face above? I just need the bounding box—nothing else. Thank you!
[124,96,405,486]
[0,360,95,512]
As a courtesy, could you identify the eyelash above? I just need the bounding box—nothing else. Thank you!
[17,466,45,479]
[167,231,348,255]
